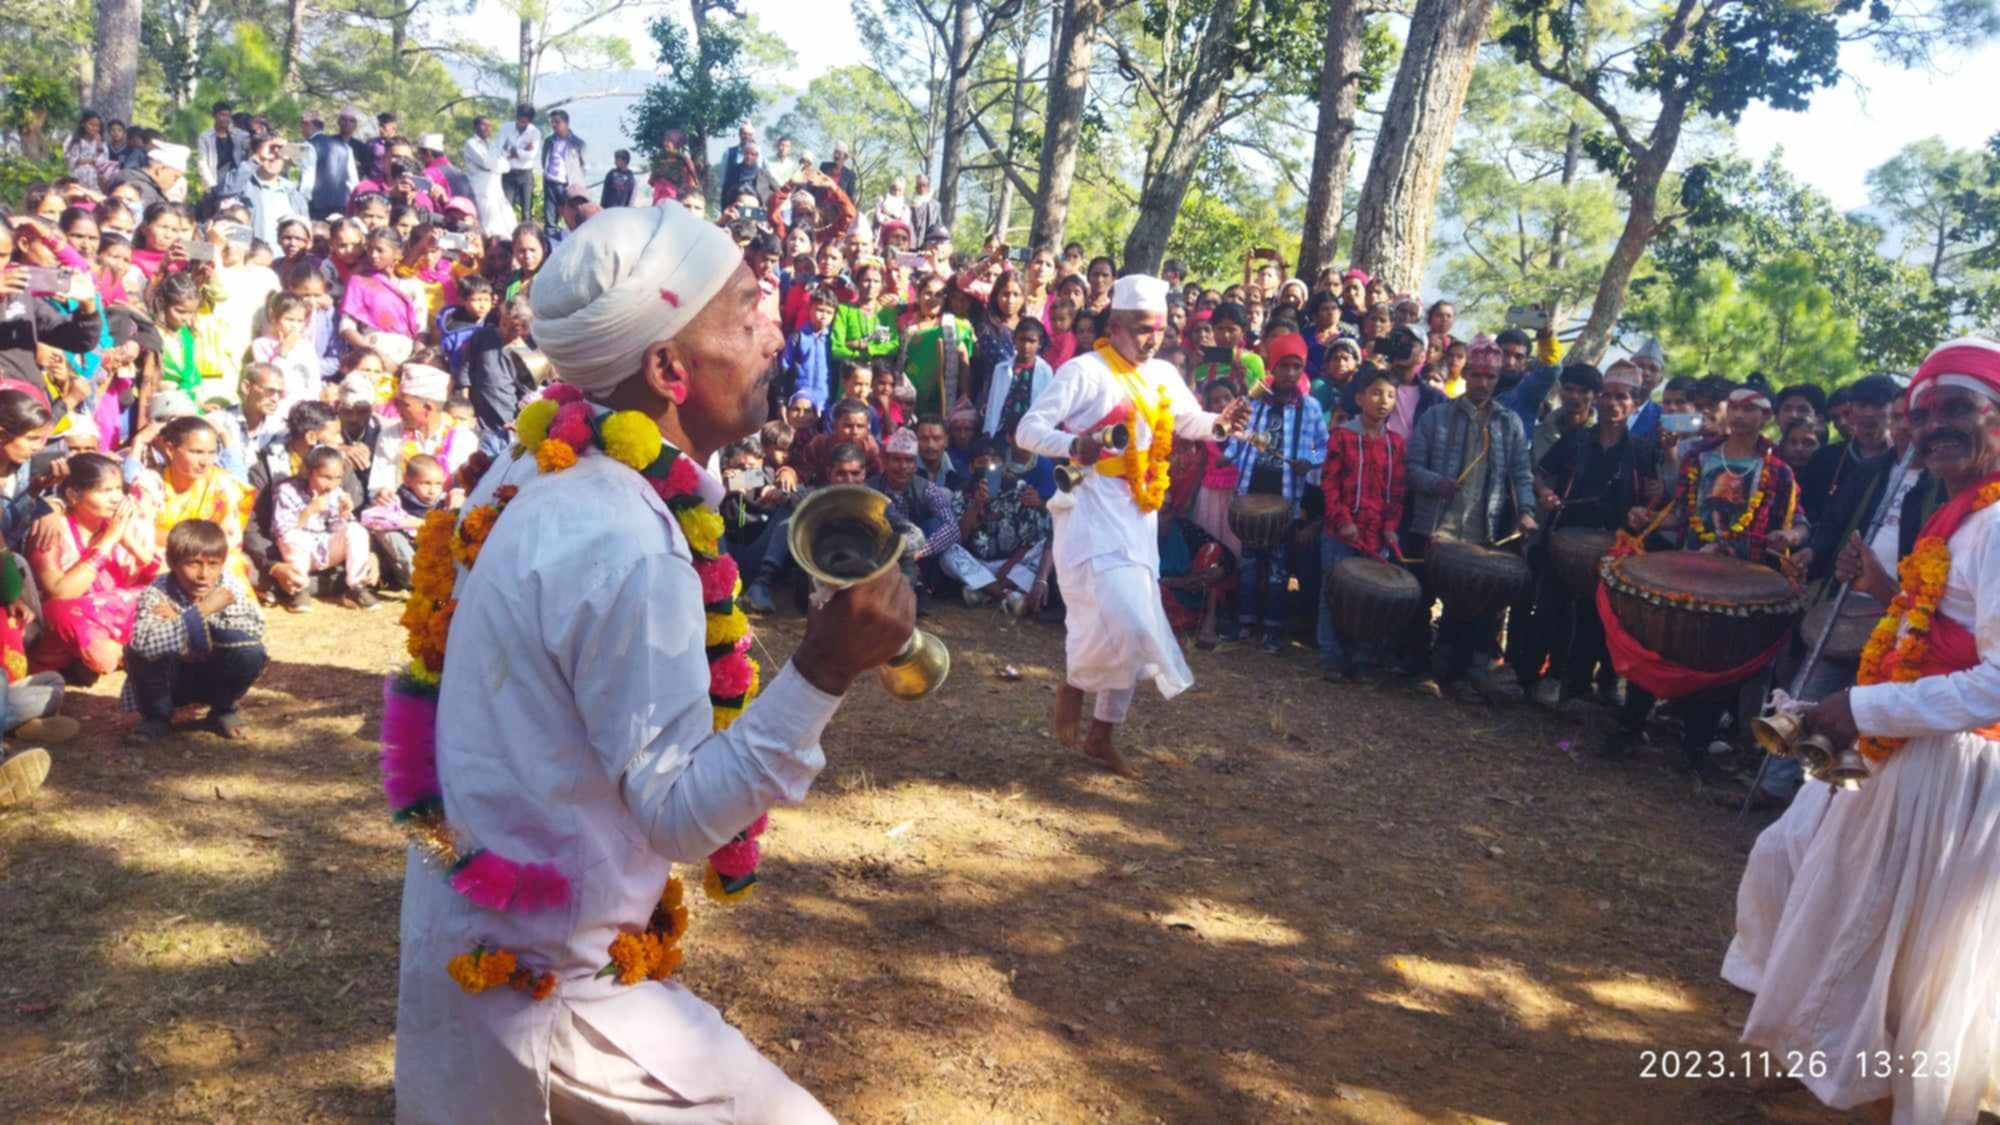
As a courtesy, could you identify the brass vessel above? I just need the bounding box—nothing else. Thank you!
[786,485,951,699]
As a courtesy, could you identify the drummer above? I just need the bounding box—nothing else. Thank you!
[1609,386,1808,778]
[1220,331,1326,652]
[1404,340,1538,700]
[1513,364,1656,707]
[1317,366,1407,680]
[1799,373,1900,580]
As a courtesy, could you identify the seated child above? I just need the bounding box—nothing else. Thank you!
[29,453,161,677]
[720,438,786,571]
[124,520,268,741]
[361,453,448,590]
[273,445,380,612]
[868,359,906,432]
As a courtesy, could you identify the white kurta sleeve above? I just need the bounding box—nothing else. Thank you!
[1851,517,2000,739]
[553,552,843,863]
[1015,361,1087,460]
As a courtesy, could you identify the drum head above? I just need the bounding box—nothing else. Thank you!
[1333,556,1419,598]
[1229,494,1292,520]
[1613,551,1797,607]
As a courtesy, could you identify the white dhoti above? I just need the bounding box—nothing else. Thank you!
[1722,501,2000,1124]
[1013,341,1224,727]
[1723,734,2000,1123]
[938,541,1043,592]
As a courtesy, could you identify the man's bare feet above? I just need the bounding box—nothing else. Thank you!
[1079,721,1134,777]
[1054,685,1083,748]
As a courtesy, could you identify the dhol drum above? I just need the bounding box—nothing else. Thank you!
[1227,494,1294,553]
[1550,527,1618,599]
[1425,538,1530,620]
[1798,592,1886,665]
[1327,556,1422,647]
[1600,551,1805,673]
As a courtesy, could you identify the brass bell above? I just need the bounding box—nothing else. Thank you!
[1088,422,1131,454]
[785,485,951,700]
[1053,463,1084,493]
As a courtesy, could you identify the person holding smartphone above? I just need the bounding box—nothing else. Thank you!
[943,436,1050,614]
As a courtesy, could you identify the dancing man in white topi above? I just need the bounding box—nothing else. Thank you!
[1014,274,1248,775]
[1723,336,2000,1125]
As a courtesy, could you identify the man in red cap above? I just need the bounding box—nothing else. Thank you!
[1219,330,1326,651]
[1726,336,2000,1123]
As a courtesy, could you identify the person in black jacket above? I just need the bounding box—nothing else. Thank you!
[600,150,636,208]
[464,294,538,455]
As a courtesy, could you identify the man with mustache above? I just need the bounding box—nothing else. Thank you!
[1726,337,2000,1124]
[393,204,915,1123]
[1015,274,1248,776]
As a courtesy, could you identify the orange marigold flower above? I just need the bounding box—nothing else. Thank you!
[531,972,557,1001]
[447,952,487,993]
[536,439,579,473]
[648,943,684,982]
[608,932,651,986]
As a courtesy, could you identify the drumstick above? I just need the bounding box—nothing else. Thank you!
[1490,530,1524,548]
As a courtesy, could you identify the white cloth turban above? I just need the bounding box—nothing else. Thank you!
[399,363,451,403]
[529,205,742,394]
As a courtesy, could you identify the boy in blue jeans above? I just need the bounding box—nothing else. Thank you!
[125,520,269,741]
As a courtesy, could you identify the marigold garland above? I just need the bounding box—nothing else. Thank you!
[598,875,692,983]
[1853,479,2000,762]
[1684,447,1775,544]
[447,945,557,1001]
[1092,341,1173,513]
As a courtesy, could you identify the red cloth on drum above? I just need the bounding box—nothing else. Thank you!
[1594,583,1788,700]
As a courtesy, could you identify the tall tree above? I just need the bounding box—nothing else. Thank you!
[1866,136,1999,288]
[895,0,1024,225]
[1107,0,1317,272]
[1295,0,1369,281]
[1350,0,1494,290]
[504,0,646,109]
[628,1,758,188]
[771,65,929,204]
[1502,0,1998,363]
[91,0,144,120]
[1029,0,1112,252]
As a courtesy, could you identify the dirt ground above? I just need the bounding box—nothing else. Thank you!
[0,598,1874,1124]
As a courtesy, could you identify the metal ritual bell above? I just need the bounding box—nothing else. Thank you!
[786,485,951,699]
[1751,710,1865,790]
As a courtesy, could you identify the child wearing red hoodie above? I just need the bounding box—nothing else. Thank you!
[1318,365,1406,680]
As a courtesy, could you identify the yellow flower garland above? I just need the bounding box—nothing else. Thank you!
[1853,479,2000,762]
[1092,341,1174,513]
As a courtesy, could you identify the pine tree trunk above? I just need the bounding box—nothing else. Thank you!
[1547,117,1580,271]
[1120,0,1243,272]
[1029,0,1099,253]
[1350,0,1494,291]
[935,0,976,227]
[1296,0,1365,282]
[283,0,305,92]
[518,16,538,106]
[90,0,142,122]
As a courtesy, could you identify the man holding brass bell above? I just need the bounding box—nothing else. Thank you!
[393,204,913,1123]
[1723,337,2000,1124]
[1016,273,1249,775]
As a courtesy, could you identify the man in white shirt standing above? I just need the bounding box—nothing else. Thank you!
[393,204,915,1122]
[1015,274,1248,775]
[496,103,540,226]
[462,116,518,238]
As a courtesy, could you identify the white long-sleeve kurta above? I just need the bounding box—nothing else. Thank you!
[463,134,519,238]
[1725,501,2000,1125]
[1014,345,1222,699]
[394,448,843,1123]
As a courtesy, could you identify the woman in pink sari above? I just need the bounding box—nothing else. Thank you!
[339,228,422,366]
[28,453,159,676]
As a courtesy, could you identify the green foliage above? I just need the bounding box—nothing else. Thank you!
[771,65,926,206]
[1631,254,1858,389]
[1438,56,1621,322]
[0,153,70,203]
[169,22,300,144]
[1638,155,1960,371]
[628,14,759,184]
[1866,136,2000,291]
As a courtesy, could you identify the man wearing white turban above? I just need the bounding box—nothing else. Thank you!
[393,203,915,1122]
[1015,273,1248,775]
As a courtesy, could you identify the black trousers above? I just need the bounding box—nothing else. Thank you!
[502,170,534,224]
[1618,684,1730,760]
[127,644,268,722]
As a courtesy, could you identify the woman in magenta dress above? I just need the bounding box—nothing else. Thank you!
[28,453,160,676]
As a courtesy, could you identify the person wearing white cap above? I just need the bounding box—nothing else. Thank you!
[393,202,914,1123]
[364,362,475,501]
[1014,272,1249,775]
[108,140,190,210]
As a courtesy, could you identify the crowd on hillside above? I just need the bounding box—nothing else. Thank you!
[0,103,1907,817]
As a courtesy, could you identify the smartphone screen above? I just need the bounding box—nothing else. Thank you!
[983,467,1003,495]
[1202,346,1232,365]
[22,267,64,296]
[1661,412,1701,435]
